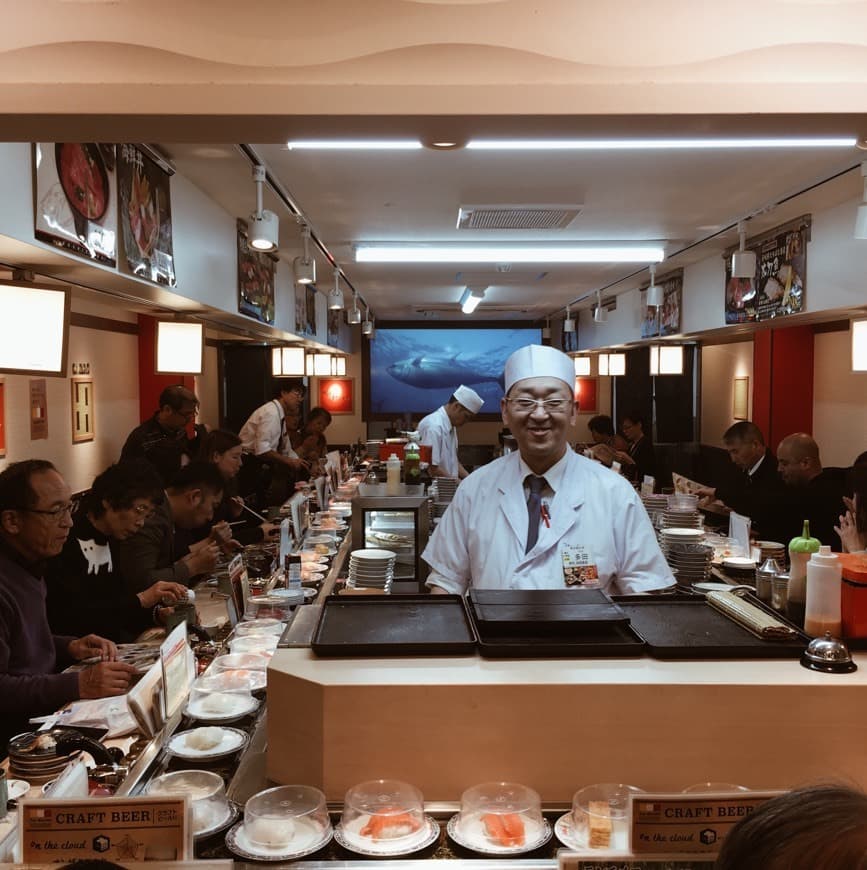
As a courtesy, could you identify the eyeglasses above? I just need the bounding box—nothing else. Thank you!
[507,397,573,415]
[21,502,75,521]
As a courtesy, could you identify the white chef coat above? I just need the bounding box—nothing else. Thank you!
[417,405,460,478]
[423,447,674,595]
[239,399,296,458]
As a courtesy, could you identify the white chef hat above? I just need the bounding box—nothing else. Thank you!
[453,384,484,414]
[504,344,575,394]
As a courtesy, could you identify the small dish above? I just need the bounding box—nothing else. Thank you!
[184,693,258,723]
[167,726,248,760]
[226,820,332,862]
[7,779,30,800]
[447,814,551,855]
[334,815,440,856]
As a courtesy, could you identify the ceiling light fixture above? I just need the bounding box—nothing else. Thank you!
[328,266,345,310]
[646,264,663,308]
[272,346,306,377]
[466,137,857,151]
[347,289,362,325]
[649,344,684,376]
[287,140,423,150]
[362,307,374,337]
[330,356,347,377]
[608,353,626,377]
[356,244,665,264]
[574,356,591,377]
[248,165,279,252]
[852,319,867,370]
[593,290,607,323]
[459,287,485,314]
[294,224,316,285]
[563,304,576,333]
[541,318,551,340]
[855,162,867,239]
[598,353,609,376]
[731,220,757,279]
[313,353,332,377]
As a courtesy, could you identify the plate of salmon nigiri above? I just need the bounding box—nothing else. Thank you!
[447,811,552,855]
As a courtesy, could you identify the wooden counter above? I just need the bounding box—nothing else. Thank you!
[267,649,867,801]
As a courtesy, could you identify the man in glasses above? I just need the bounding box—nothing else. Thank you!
[0,460,137,753]
[46,461,190,642]
[424,345,672,595]
[120,384,205,485]
[418,385,483,480]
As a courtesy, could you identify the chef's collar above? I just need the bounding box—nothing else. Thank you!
[517,448,571,494]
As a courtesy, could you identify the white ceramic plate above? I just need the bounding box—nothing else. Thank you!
[446,814,552,855]
[7,779,30,800]
[225,819,333,861]
[184,694,259,723]
[167,726,248,760]
[554,811,631,852]
[334,815,440,856]
[196,800,240,840]
[350,548,398,561]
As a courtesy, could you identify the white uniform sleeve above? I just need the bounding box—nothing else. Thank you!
[612,483,675,594]
[252,405,282,457]
[422,495,472,595]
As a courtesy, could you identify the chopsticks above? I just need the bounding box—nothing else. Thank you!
[239,501,270,524]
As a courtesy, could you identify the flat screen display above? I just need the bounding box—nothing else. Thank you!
[364,322,542,420]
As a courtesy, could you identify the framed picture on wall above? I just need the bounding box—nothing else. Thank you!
[71,377,95,443]
[317,378,354,415]
[237,222,276,325]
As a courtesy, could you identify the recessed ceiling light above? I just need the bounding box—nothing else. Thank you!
[355,244,665,264]
[466,137,857,150]
[287,140,423,150]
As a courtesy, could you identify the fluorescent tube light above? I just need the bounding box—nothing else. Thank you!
[356,245,665,264]
[460,287,485,314]
[467,138,857,151]
[287,140,423,150]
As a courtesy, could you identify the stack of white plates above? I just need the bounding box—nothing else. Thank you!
[660,527,706,555]
[435,477,459,503]
[347,548,396,591]
[662,508,703,530]
[641,493,669,529]
[665,542,714,583]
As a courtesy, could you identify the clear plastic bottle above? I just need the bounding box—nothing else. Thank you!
[804,545,842,637]
[386,453,401,496]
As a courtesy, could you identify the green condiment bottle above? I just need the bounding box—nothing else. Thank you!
[787,520,821,628]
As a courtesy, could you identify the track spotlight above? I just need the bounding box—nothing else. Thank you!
[855,162,867,239]
[593,291,607,323]
[249,165,278,252]
[328,266,345,310]
[294,224,316,284]
[347,290,362,324]
[731,220,757,279]
[459,286,485,314]
[646,264,663,307]
[563,304,576,333]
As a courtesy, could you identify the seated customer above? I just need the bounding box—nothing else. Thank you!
[197,430,278,546]
[113,462,225,594]
[120,384,205,485]
[587,415,629,453]
[46,462,189,643]
[777,433,850,550]
[714,784,867,870]
[836,464,867,554]
[0,460,136,752]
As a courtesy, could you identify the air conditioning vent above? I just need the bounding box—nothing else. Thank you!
[457,204,582,231]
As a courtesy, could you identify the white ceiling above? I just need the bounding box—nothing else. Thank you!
[164,124,864,324]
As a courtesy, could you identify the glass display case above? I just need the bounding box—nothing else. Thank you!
[351,493,431,587]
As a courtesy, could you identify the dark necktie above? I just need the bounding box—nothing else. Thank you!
[525,475,547,553]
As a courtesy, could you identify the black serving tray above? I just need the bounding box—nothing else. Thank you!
[311,594,477,656]
[614,594,810,659]
[469,588,629,635]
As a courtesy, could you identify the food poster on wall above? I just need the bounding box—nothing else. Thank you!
[34,143,118,265]
[305,285,317,336]
[294,287,308,335]
[755,225,807,320]
[640,271,683,338]
[725,219,808,324]
[118,144,176,286]
[237,226,276,324]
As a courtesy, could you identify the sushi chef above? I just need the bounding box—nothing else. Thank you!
[423,345,673,595]
[417,385,484,480]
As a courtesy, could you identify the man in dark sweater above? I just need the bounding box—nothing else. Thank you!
[0,460,136,753]
[120,384,205,485]
[46,461,189,642]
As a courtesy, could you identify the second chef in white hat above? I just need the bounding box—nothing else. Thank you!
[423,345,673,596]
[417,385,484,480]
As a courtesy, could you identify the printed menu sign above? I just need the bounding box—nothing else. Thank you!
[630,792,779,854]
[19,796,191,862]
[560,856,715,870]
